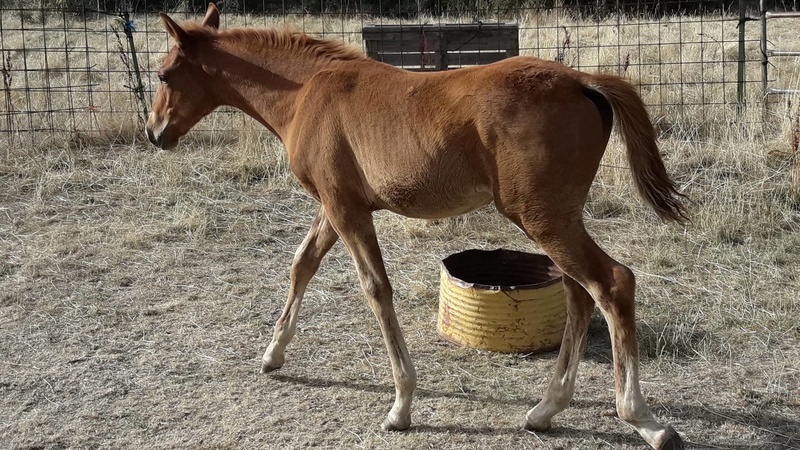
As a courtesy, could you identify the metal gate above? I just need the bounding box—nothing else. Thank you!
[760,0,800,95]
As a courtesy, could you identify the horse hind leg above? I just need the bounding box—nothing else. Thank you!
[524,274,594,431]
[262,208,339,373]
[520,218,683,450]
[590,261,684,449]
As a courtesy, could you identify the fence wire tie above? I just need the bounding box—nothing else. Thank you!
[737,16,759,28]
[760,47,779,70]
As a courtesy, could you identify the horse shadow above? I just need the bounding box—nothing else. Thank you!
[408,423,648,447]
[268,317,796,449]
[567,314,717,364]
[271,372,798,448]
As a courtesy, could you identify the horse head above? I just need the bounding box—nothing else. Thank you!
[146,4,221,149]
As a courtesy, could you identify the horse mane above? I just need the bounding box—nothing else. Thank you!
[186,25,366,63]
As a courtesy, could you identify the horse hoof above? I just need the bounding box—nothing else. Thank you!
[656,426,685,450]
[260,357,284,373]
[522,417,551,432]
[381,416,411,432]
[260,364,280,374]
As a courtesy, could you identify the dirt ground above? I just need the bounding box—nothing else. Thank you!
[1,128,799,449]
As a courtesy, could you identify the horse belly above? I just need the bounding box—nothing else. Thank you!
[374,175,494,219]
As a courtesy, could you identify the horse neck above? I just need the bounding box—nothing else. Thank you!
[202,38,344,141]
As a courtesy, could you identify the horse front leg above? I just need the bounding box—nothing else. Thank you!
[327,207,416,431]
[262,207,339,373]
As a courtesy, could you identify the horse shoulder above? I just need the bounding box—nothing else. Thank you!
[285,67,374,205]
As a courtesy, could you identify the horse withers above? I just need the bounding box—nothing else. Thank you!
[146,4,687,449]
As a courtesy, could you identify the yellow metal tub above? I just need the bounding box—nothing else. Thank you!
[437,249,566,353]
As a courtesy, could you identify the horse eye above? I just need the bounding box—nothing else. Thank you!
[158,74,167,84]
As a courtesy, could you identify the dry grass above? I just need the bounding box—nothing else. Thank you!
[1,9,800,450]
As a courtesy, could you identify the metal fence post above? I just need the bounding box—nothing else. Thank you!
[760,0,768,95]
[737,0,746,114]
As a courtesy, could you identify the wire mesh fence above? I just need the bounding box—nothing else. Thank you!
[1,1,798,149]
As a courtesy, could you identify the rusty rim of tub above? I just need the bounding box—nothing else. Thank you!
[441,248,562,291]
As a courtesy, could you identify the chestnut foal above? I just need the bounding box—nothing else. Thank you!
[146,5,687,449]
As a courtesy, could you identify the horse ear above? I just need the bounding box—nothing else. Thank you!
[160,13,191,48]
[203,3,220,29]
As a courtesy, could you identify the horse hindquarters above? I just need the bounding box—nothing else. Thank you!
[492,76,683,449]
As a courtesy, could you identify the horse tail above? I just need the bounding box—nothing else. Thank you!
[584,73,688,223]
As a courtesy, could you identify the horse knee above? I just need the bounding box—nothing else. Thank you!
[362,277,393,303]
[289,247,321,286]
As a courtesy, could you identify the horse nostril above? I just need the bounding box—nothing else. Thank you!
[146,128,164,148]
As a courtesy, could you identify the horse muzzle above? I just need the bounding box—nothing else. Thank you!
[145,123,177,150]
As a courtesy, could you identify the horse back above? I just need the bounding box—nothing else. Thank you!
[286,57,608,218]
